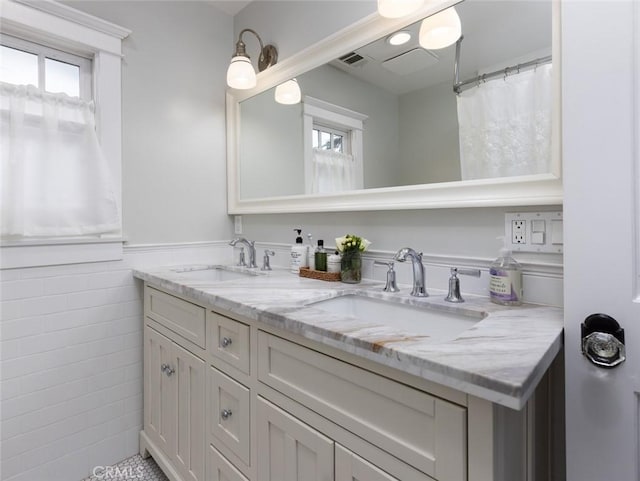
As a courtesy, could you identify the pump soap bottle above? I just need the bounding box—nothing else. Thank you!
[290,229,308,273]
[489,238,523,306]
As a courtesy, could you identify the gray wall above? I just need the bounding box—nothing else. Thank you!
[240,89,305,199]
[64,0,234,244]
[398,80,461,185]
[233,0,560,262]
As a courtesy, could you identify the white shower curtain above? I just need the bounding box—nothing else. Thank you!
[0,82,120,237]
[311,148,356,194]
[456,64,552,180]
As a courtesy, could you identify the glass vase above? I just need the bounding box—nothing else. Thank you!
[340,249,362,284]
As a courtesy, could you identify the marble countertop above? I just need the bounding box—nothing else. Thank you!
[133,265,564,410]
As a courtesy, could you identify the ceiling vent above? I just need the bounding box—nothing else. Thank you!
[338,51,367,67]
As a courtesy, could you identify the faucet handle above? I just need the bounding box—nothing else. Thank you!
[237,247,247,267]
[445,267,481,303]
[374,260,400,293]
[261,250,275,271]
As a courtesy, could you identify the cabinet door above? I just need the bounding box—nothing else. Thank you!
[335,445,399,481]
[174,343,206,481]
[257,397,334,481]
[144,326,175,458]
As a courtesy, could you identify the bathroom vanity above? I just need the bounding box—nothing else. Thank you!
[134,266,563,481]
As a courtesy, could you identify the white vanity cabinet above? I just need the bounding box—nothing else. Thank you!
[140,284,558,481]
[142,287,206,481]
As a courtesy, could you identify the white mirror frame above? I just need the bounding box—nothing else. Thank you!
[227,0,562,214]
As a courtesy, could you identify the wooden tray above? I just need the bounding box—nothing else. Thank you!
[299,266,341,282]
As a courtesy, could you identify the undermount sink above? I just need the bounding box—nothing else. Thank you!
[307,294,484,341]
[171,266,259,282]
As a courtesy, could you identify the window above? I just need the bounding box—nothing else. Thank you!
[312,124,350,153]
[0,0,129,268]
[0,35,92,99]
[303,96,367,194]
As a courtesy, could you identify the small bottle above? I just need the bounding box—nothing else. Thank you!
[307,233,315,270]
[290,229,309,274]
[489,244,523,306]
[327,251,341,273]
[314,240,327,272]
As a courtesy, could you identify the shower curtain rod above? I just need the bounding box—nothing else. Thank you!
[453,36,552,94]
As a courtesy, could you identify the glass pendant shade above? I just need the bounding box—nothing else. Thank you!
[377,0,424,18]
[419,7,462,50]
[227,56,256,89]
[274,79,301,105]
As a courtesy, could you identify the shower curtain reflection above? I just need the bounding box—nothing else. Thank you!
[456,64,553,180]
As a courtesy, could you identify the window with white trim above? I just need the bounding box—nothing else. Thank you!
[0,0,129,268]
[1,35,92,99]
[303,96,367,194]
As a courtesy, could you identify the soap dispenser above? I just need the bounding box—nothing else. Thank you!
[290,229,308,273]
[489,237,523,306]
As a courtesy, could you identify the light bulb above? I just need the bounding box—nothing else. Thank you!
[387,31,412,46]
[226,56,256,89]
[419,6,462,50]
[377,0,424,19]
[274,78,301,105]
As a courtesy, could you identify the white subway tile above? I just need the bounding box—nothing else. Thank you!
[1,339,22,360]
[1,300,23,321]
[0,279,44,300]
[20,295,67,318]
[89,270,135,289]
[67,290,112,310]
[87,368,125,392]
[1,378,21,400]
[0,269,23,281]
[2,379,87,421]
[0,453,23,479]
[43,275,91,295]
[1,316,44,340]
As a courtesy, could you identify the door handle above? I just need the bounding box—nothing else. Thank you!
[581,313,625,368]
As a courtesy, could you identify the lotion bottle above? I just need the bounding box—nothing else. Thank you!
[489,239,523,306]
[290,229,308,273]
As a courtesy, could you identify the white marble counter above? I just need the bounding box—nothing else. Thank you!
[133,265,563,410]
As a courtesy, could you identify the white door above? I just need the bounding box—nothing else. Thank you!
[563,1,640,480]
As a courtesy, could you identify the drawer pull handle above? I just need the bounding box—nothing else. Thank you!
[221,337,233,348]
[161,364,175,376]
[221,409,233,420]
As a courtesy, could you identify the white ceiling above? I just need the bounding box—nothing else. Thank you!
[327,0,552,95]
[211,1,252,16]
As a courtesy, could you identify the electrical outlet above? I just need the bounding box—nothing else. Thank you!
[505,212,563,253]
[234,215,242,235]
[512,220,526,244]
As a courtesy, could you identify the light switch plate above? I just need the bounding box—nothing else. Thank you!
[505,212,563,253]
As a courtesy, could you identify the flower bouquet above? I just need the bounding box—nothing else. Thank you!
[335,234,371,284]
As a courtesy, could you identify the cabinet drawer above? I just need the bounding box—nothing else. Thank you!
[258,332,467,481]
[145,286,206,349]
[208,311,250,374]
[207,444,249,481]
[208,366,250,466]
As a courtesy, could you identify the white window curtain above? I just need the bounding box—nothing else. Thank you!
[311,148,356,194]
[456,64,552,181]
[1,82,120,237]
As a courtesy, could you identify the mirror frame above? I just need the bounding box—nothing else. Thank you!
[227,0,562,214]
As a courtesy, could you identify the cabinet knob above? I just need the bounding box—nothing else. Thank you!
[161,363,175,376]
[221,409,233,420]
[221,337,233,348]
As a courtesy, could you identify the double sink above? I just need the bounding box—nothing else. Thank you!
[170,265,484,341]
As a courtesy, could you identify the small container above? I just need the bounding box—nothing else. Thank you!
[314,240,327,272]
[290,228,309,273]
[489,246,523,306]
[327,251,341,273]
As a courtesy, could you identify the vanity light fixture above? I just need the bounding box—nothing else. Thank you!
[226,28,278,90]
[377,0,424,19]
[419,6,462,50]
[274,78,301,105]
[387,31,412,46]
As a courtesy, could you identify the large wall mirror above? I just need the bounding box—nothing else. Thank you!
[227,0,562,214]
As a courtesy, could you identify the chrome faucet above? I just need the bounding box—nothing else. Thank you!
[229,238,257,268]
[394,247,428,297]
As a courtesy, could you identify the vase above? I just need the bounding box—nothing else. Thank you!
[340,250,362,284]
